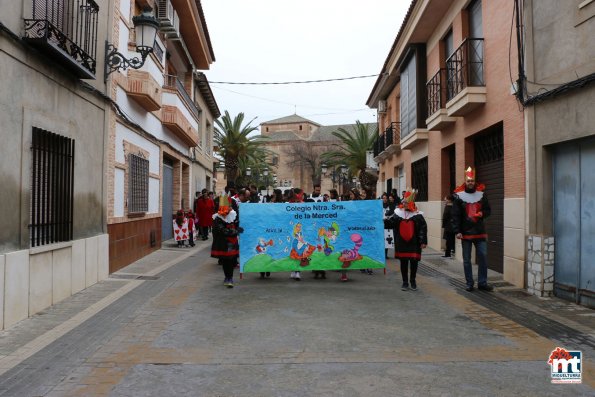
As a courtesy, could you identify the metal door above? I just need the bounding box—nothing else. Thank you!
[162,162,174,241]
[475,128,504,273]
[553,139,595,307]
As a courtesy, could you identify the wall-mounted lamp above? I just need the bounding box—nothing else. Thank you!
[105,7,159,82]
[321,163,328,175]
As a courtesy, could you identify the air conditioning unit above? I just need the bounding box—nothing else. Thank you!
[157,0,175,31]
[378,100,387,113]
[166,10,181,40]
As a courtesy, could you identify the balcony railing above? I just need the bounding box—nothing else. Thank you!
[426,68,447,116]
[373,122,401,158]
[24,0,99,79]
[163,74,199,120]
[446,38,484,101]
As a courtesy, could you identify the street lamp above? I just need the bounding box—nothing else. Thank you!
[245,167,252,176]
[262,169,269,195]
[321,163,328,175]
[341,164,349,175]
[105,7,159,81]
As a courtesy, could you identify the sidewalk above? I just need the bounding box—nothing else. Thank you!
[0,240,592,396]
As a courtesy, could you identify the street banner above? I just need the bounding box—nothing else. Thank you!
[239,201,385,273]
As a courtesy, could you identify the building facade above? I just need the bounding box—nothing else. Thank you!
[0,0,110,328]
[521,0,595,306]
[106,0,218,272]
[368,0,526,286]
[259,115,375,195]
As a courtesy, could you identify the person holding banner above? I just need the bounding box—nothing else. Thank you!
[211,195,242,288]
[386,188,427,291]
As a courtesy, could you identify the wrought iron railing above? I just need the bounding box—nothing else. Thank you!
[373,122,401,157]
[24,0,99,77]
[426,68,447,116]
[446,38,485,101]
[163,74,199,119]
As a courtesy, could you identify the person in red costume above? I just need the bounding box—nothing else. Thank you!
[195,188,215,241]
[451,167,493,292]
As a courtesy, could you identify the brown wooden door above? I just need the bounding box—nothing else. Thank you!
[474,127,504,273]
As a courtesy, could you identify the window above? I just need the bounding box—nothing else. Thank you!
[411,157,428,202]
[443,29,453,63]
[206,122,212,155]
[128,153,149,213]
[30,127,75,247]
[400,55,417,139]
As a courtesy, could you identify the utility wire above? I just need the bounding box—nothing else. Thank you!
[209,74,380,85]
[211,84,368,112]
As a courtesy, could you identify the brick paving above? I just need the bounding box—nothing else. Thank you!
[0,241,592,396]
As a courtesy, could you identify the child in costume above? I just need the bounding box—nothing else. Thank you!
[173,209,188,247]
[386,188,427,291]
[210,195,242,288]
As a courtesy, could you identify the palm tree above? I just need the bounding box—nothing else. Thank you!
[320,121,379,191]
[214,111,267,183]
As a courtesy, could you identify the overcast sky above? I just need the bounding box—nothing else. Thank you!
[201,1,410,129]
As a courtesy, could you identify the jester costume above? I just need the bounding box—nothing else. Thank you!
[387,189,427,290]
[211,196,241,288]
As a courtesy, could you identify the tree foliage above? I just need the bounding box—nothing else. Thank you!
[320,121,379,190]
[214,111,268,183]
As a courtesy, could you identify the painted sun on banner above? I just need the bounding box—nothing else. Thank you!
[239,201,385,273]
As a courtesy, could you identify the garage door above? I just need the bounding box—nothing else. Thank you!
[474,127,504,273]
[553,138,595,307]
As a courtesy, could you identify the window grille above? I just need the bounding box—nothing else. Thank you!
[411,157,428,202]
[475,131,503,165]
[30,127,75,247]
[128,153,149,213]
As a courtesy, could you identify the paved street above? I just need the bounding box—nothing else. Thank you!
[0,240,593,397]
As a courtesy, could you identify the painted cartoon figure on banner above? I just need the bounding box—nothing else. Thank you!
[289,223,318,267]
[255,238,274,254]
[338,233,364,268]
[317,221,340,256]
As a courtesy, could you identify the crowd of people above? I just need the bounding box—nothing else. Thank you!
[178,166,493,293]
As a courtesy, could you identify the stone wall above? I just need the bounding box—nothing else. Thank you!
[526,235,555,297]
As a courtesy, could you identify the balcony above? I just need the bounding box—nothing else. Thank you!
[425,68,457,130]
[162,105,198,146]
[162,74,200,146]
[445,38,486,116]
[373,122,401,163]
[163,74,199,120]
[23,0,99,79]
[126,70,162,112]
[400,127,428,150]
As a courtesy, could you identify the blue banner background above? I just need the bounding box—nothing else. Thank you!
[239,201,385,273]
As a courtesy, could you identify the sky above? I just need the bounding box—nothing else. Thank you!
[201,0,410,129]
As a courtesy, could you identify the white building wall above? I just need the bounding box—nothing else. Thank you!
[115,87,189,154]
[149,177,160,213]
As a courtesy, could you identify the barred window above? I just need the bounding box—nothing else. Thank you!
[411,157,428,202]
[30,127,75,247]
[128,153,149,213]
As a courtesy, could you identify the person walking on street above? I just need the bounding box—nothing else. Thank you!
[187,210,196,247]
[196,188,215,240]
[386,188,427,291]
[451,167,494,292]
[441,195,455,258]
[211,195,242,288]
